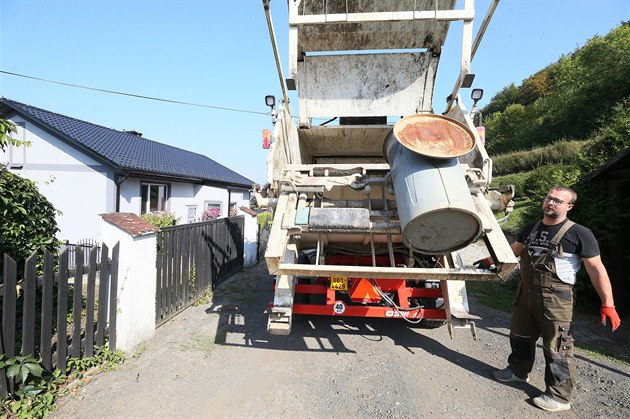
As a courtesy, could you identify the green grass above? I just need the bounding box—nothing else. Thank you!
[467,280,517,313]
[576,346,630,367]
[178,334,216,353]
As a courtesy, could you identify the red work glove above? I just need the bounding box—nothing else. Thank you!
[600,304,621,332]
[474,257,495,269]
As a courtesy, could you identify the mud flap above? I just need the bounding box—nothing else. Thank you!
[441,279,481,340]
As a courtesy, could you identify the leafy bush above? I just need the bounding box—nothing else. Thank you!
[0,354,66,418]
[482,83,521,118]
[141,211,179,227]
[578,99,630,174]
[0,117,28,151]
[492,140,585,176]
[1,116,60,277]
[0,168,60,275]
[256,211,273,229]
[0,347,124,418]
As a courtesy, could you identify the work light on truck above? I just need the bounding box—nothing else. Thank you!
[265,95,275,109]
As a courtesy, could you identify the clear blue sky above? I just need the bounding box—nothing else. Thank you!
[1,0,628,184]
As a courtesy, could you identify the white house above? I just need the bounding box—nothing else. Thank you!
[0,97,253,244]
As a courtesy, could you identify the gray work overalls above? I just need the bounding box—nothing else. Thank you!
[508,220,577,403]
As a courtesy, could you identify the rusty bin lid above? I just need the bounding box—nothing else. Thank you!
[393,114,476,159]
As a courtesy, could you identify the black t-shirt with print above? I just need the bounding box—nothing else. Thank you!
[517,218,600,258]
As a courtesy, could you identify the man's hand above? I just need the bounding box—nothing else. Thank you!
[600,305,621,331]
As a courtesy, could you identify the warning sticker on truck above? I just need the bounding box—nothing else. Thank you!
[333,301,346,315]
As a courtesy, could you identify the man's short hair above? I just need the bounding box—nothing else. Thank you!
[550,186,577,204]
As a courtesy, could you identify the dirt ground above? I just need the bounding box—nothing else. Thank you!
[52,261,630,418]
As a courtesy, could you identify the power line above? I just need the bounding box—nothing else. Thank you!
[0,69,270,116]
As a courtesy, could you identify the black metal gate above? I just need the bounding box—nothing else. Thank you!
[155,216,244,327]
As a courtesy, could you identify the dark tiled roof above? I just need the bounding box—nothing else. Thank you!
[0,98,253,188]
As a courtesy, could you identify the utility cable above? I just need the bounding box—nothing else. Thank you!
[0,69,269,116]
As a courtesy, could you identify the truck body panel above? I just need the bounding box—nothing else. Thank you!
[258,0,516,335]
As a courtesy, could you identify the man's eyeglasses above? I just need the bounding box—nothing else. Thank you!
[544,196,570,205]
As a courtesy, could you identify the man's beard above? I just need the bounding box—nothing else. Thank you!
[544,207,561,218]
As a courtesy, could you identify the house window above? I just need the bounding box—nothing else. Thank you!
[141,183,169,214]
[187,205,197,223]
[203,201,222,220]
[205,201,222,212]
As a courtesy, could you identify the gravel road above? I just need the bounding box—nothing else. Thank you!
[53,261,630,418]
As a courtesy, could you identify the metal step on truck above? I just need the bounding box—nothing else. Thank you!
[255,0,518,337]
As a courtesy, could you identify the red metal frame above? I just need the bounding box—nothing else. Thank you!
[270,254,448,321]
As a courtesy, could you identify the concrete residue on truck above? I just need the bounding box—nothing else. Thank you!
[255,0,517,337]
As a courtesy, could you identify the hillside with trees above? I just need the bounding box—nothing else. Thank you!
[480,21,630,312]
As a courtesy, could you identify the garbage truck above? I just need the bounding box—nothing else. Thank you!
[255,0,518,337]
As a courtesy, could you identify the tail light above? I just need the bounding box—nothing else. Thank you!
[262,129,271,149]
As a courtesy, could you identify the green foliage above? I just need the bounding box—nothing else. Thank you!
[0,117,16,149]
[0,355,43,385]
[486,23,630,317]
[521,163,582,200]
[1,115,60,278]
[500,200,535,237]
[0,167,60,276]
[573,181,630,246]
[66,346,125,377]
[485,23,630,155]
[492,140,585,176]
[571,180,630,313]
[484,103,531,152]
[0,355,65,418]
[492,172,529,199]
[0,117,30,152]
[481,83,521,117]
[256,211,273,229]
[141,211,180,227]
[493,162,583,228]
[520,69,554,105]
[578,99,630,174]
[466,277,519,312]
[0,346,124,418]
[546,24,630,139]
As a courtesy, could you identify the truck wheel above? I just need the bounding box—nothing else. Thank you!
[416,319,447,329]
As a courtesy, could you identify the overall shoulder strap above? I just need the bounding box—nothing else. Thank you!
[551,220,575,243]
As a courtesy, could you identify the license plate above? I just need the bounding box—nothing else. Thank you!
[330,277,348,291]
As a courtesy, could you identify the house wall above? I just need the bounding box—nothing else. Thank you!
[118,178,250,224]
[100,217,157,352]
[2,114,252,243]
[1,117,116,243]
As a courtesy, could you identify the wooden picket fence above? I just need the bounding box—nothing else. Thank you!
[0,243,119,397]
[156,217,244,327]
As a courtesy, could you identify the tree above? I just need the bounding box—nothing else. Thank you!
[481,83,521,117]
[483,23,630,155]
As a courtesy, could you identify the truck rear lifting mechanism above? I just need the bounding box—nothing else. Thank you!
[257,0,517,338]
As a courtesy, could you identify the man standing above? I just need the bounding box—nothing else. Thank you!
[493,186,621,412]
